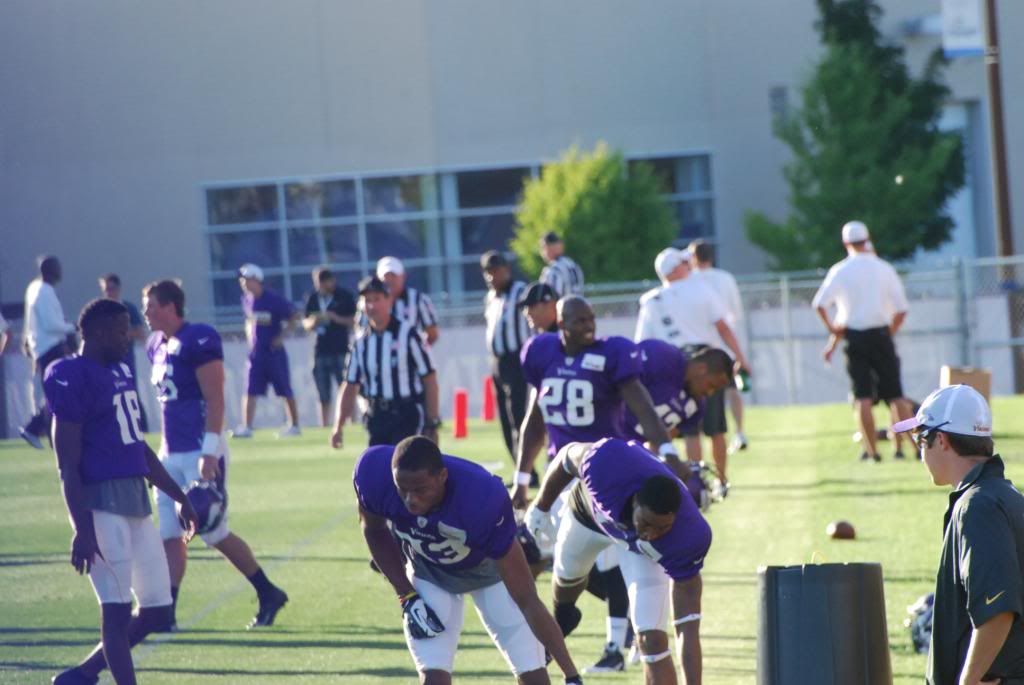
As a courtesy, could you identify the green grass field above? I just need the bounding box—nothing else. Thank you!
[2,399,1023,684]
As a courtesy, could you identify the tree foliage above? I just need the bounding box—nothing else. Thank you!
[745,0,965,270]
[512,142,676,282]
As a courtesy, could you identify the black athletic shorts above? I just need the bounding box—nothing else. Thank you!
[844,327,904,401]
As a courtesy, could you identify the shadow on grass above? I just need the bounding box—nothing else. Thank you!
[139,665,513,678]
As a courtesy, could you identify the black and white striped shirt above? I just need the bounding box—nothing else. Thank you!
[394,286,438,333]
[345,317,435,401]
[485,280,530,357]
[540,255,585,297]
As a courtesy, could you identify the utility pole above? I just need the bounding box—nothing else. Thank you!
[983,0,1022,391]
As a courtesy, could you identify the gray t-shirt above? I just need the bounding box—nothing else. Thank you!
[83,476,152,518]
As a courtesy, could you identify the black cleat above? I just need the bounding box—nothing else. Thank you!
[248,586,288,629]
[584,642,626,673]
[894,450,906,460]
[52,668,98,685]
[19,427,44,450]
[554,603,582,637]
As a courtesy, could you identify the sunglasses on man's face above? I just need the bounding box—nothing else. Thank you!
[913,421,951,451]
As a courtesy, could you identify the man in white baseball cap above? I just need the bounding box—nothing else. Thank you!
[373,256,440,345]
[812,220,913,462]
[635,247,750,499]
[894,384,1024,685]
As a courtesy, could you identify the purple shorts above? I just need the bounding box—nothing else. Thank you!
[247,348,293,398]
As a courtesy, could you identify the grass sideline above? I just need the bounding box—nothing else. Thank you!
[1,399,1022,684]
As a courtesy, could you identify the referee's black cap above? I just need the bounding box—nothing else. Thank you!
[541,231,563,246]
[518,281,558,308]
[480,250,509,270]
[357,275,390,296]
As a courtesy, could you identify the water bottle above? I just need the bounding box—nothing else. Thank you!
[735,369,752,393]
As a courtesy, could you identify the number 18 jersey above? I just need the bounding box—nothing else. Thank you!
[43,355,149,485]
[520,333,641,454]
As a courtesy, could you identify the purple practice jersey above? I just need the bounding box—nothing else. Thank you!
[147,323,224,453]
[243,288,295,352]
[624,339,705,441]
[353,446,517,593]
[579,438,711,581]
[43,355,149,485]
[520,333,641,455]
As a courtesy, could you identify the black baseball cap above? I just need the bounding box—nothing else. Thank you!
[357,275,389,296]
[480,250,509,270]
[541,231,562,246]
[518,282,559,308]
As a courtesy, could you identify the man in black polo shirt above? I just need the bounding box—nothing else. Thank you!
[894,385,1024,685]
[303,267,356,426]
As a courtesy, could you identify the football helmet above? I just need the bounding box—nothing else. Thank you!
[904,592,933,654]
[177,479,227,535]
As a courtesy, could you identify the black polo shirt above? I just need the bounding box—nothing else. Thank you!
[304,288,356,357]
[929,456,1024,684]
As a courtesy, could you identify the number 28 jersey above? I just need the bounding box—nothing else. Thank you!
[43,355,149,485]
[146,323,224,454]
[520,333,641,454]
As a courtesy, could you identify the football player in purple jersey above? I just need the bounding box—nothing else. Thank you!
[625,341,734,458]
[513,297,683,510]
[354,436,584,685]
[46,299,199,685]
[143,280,288,631]
[526,439,711,685]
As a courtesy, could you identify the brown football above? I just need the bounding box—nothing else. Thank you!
[827,520,856,540]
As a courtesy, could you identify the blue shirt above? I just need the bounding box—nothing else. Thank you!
[243,288,295,353]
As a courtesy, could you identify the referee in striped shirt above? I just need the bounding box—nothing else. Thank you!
[330,276,441,448]
[376,256,440,344]
[539,231,585,297]
[481,251,530,462]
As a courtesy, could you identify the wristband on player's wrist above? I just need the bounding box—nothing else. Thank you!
[201,432,220,455]
[424,417,442,429]
[398,590,418,603]
[515,471,533,487]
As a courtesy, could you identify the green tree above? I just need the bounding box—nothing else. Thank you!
[745,0,965,270]
[512,142,676,283]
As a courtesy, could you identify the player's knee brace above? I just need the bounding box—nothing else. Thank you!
[554,574,588,588]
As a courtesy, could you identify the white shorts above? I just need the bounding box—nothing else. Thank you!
[88,509,172,607]
[156,444,230,546]
[553,512,671,633]
[405,576,546,676]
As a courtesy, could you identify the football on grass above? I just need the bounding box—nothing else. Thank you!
[827,520,856,540]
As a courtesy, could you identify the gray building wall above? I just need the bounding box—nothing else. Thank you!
[1,0,1019,320]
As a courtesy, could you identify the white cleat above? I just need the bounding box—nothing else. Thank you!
[230,426,254,439]
[712,478,730,501]
[277,425,301,438]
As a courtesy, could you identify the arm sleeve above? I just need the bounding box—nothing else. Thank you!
[635,300,655,342]
[703,284,728,324]
[958,497,1024,627]
[887,265,909,314]
[519,335,540,387]
[35,288,76,336]
[408,330,435,377]
[811,267,839,310]
[344,341,363,384]
[726,274,744,325]
[418,293,438,328]
[182,326,224,367]
[44,364,88,422]
[610,338,642,385]
[352,447,393,516]
[472,481,518,559]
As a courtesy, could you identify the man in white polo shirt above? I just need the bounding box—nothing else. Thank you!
[812,220,913,462]
[635,248,750,499]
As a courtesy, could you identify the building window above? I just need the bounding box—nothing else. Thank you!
[202,153,713,318]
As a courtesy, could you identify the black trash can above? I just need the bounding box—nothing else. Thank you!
[758,562,893,685]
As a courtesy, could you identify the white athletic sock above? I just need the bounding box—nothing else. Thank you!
[607,617,629,651]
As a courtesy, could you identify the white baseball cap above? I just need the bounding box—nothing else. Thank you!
[841,220,870,244]
[654,248,688,280]
[238,263,264,281]
[892,384,992,437]
[376,256,405,278]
